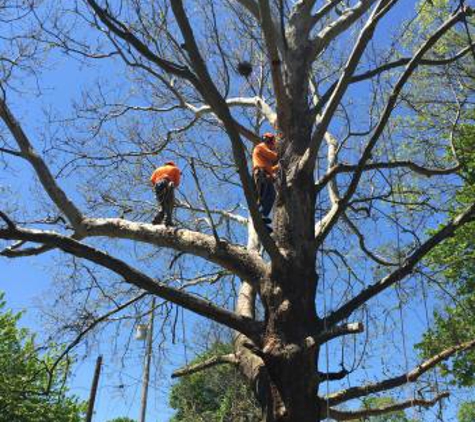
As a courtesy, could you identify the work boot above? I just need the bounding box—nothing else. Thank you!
[153,211,164,225]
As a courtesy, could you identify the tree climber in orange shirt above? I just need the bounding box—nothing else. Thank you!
[252,133,279,232]
[150,161,181,226]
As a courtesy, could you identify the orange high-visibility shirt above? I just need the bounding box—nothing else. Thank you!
[150,164,181,187]
[252,142,278,176]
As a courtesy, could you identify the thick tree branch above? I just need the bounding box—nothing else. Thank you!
[318,369,349,382]
[316,322,364,345]
[1,243,55,258]
[311,0,345,26]
[0,224,263,340]
[257,0,290,127]
[0,100,84,229]
[85,0,194,79]
[326,393,449,420]
[82,217,267,284]
[312,0,378,57]
[327,338,475,406]
[171,353,238,378]
[191,96,277,127]
[326,201,475,326]
[232,0,260,19]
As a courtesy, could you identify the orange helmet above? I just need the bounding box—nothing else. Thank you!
[262,132,275,142]
[165,161,176,166]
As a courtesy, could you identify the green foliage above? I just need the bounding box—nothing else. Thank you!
[169,343,260,422]
[106,418,136,422]
[416,129,475,387]
[458,401,475,422]
[359,397,416,422]
[0,292,85,422]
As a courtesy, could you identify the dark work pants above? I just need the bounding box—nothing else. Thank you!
[254,169,275,218]
[153,179,175,225]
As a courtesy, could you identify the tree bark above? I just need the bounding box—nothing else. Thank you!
[258,158,320,421]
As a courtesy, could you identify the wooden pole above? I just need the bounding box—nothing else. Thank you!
[85,355,103,422]
[139,298,156,422]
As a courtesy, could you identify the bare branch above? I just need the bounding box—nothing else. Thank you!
[1,243,54,258]
[312,0,378,57]
[189,158,221,244]
[326,393,449,420]
[171,353,238,378]
[82,217,267,284]
[48,292,148,389]
[314,8,470,247]
[315,43,475,115]
[327,338,475,406]
[315,161,461,195]
[177,201,248,225]
[191,96,277,127]
[305,0,397,169]
[85,0,194,79]
[316,322,364,345]
[232,0,260,19]
[326,201,475,326]
[257,0,290,125]
[0,224,263,339]
[170,0,282,261]
[0,100,84,229]
[311,0,345,26]
[0,211,15,230]
[318,369,349,382]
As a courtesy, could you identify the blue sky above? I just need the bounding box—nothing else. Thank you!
[0,1,473,421]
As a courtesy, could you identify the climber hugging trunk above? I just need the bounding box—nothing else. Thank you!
[252,133,279,233]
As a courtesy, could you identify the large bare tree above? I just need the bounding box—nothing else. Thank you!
[1,0,475,420]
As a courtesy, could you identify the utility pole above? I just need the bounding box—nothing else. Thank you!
[139,298,155,422]
[85,355,103,422]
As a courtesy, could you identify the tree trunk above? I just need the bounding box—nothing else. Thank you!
[258,168,320,422]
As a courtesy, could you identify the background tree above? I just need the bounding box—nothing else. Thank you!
[0,292,85,422]
[0,0,474,421]
[457,401,475,422]
[169,343,260,422]
[417,127,475,387]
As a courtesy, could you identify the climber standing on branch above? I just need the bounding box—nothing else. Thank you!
[252,132,279,232]
[150,161,181,226]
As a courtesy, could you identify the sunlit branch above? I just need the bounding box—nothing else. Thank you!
[172,353,238,378]
[0,223,263,340]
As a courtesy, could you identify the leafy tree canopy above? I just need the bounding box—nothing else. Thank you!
[458,400,475,422]
[0,292,85,422]
[417,125,475,387]
[169,343,260,422]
